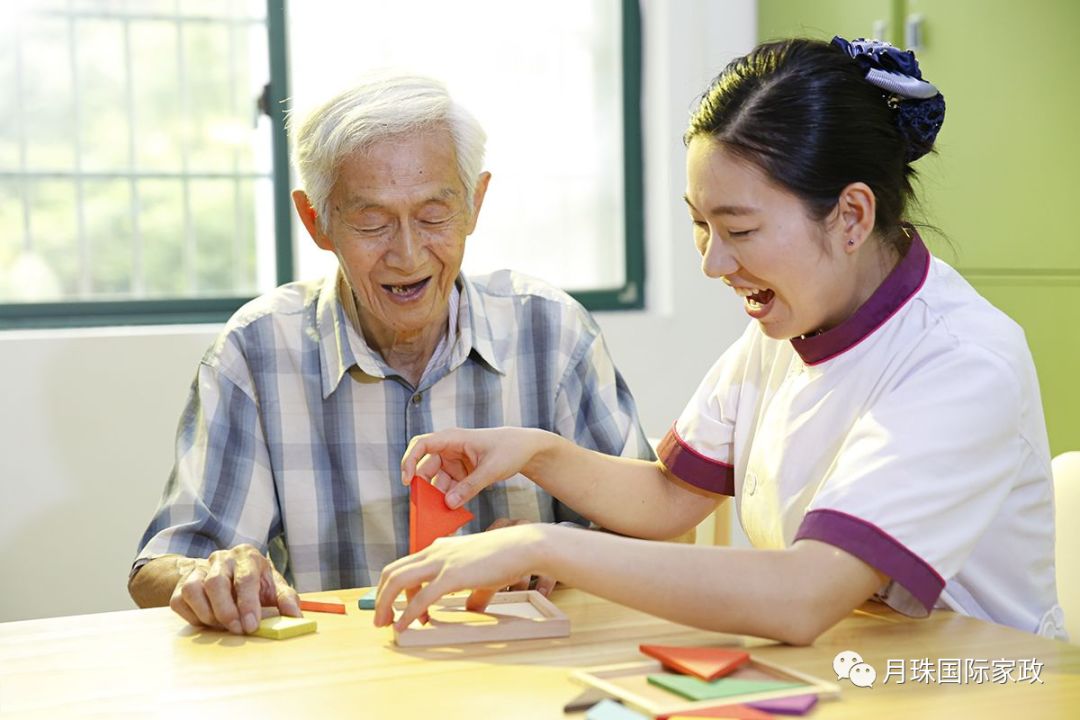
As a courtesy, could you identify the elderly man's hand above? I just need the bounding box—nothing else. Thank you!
[484,518,558,597]
[169,544,301,634]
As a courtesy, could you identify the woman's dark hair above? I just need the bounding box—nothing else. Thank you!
[686,38,934,254]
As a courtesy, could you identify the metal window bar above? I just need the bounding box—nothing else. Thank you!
[14,10,31,254]
[122,11,144,296]
[67,0,91,297]
[176,7,196,294]
[230,14,244,290]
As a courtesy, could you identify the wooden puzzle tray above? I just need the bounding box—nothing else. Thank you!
[393,590,570,647]
[571,656,839,716]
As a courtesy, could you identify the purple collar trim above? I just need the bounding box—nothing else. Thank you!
[791,231,930,365]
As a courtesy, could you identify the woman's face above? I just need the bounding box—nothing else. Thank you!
[684,137,859,340]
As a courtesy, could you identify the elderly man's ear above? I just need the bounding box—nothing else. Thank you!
[466,172,492,235]
[291,190,334,251]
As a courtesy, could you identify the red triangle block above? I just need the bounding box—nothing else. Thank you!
[639,644,751,682]
[409,476,475,553]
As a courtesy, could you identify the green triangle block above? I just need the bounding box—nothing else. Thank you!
[646,674,806,701]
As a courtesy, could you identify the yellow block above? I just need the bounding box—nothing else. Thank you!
[252,615,317,640]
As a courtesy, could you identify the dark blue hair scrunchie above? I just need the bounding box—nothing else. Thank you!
[831,35,946,162]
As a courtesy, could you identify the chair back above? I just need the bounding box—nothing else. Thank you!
[1052,451,1080,642]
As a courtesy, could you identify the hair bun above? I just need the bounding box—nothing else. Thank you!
[896,95,946,162]
[831,36,946,162]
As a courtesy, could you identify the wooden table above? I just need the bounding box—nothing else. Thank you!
[0,587,1076,719]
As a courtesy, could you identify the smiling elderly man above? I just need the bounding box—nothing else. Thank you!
[127,74,652,635]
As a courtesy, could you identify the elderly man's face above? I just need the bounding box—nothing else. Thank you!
[303,127,488,352]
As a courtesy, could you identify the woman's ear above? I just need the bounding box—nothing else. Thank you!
[837,182,876,252]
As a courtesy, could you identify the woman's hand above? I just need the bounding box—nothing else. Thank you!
[401,427,554,508]
[373,523,553,631]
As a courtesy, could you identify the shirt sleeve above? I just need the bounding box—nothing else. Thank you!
[552,329,654,523]
[132,341,282,574]
[794,344,1023,617]
[656,324,757,496]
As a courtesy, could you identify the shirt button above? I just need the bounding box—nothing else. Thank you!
[411,393,423,406]
[745,472,758,496]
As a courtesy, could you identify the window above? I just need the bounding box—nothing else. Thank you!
[1,0,643,327]
[286,0,645,309]
[0,0,292,327]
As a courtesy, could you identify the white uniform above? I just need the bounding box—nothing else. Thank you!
[657,235,1066,639]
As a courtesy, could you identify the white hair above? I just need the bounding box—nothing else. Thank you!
[290,72,487,232]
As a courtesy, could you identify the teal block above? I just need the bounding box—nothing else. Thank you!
[358,588,377,610]
[585,699,649,720]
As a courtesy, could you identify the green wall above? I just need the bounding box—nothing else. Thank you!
[758,0,1080,455]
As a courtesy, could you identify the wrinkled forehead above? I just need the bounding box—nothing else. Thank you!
[332,130,464,211]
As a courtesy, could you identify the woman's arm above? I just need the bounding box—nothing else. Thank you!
[375,523,885,645]
[402,427,720,540]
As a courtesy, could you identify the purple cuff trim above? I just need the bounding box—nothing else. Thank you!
[795,508,945,614]
[791,229,931,365]
[657,426,734,496]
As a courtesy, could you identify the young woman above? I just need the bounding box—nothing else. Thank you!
[373,37,1065,644]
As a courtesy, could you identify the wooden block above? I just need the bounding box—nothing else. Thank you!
[647,675,804,702]
[571,658,838,718]
[658,703,775,719]
[745,693,817,715]
[639,644,750,681]
[252,615,317,640]
[393,590,569,647]
[564,687,617,713]
[358,588,377,610]
[409,475,474,553]
[585,699,650,720]
[298,598,346,614]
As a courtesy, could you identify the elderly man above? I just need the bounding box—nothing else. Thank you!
[128,74,652,635]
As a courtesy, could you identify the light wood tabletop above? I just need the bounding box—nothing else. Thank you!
[0,587,1076,719]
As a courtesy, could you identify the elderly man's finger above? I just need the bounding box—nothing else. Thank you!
[169,579,205,628]
[178,566,219,628]
[204,555,242,634]
[273,570,302,618]
[430,469,453,494]
[233,554,264,634]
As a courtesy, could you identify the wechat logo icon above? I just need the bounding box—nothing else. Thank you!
[834,650,877,688]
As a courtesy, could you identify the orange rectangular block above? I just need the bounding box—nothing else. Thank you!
[298,599,347,615]
[639,645,750,682]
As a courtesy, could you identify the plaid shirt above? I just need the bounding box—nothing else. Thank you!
[134,269,652,591]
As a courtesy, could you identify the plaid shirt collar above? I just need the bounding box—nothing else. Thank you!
[315,270,505,398]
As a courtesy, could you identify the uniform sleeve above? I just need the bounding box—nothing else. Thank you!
[656,324,757,496]
[132,344,281,574]
[794,345,1023,617]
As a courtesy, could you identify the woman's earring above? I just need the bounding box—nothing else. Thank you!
[847,239,855,246]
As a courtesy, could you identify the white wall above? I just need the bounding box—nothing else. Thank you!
[0,0,756,622]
